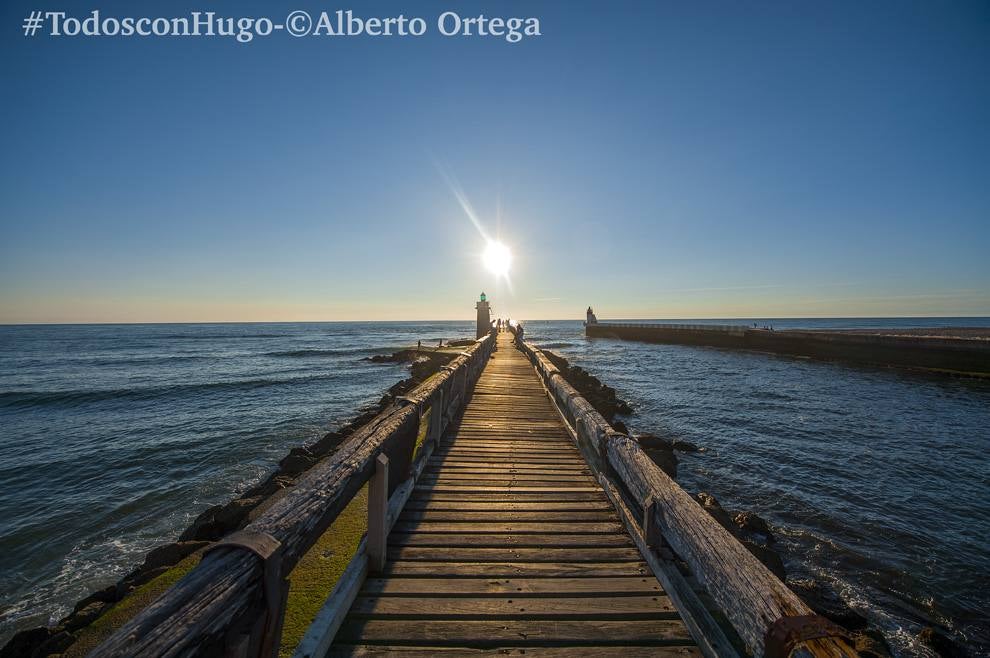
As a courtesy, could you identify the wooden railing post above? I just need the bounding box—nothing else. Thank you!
[367,454,389,573]
[430,391,443,442]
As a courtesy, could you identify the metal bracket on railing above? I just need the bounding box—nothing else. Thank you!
[764,614,851,658]
[643,496,662,549]
[394,396,422,423]
[598,436,619,483]
[205,530,287,658]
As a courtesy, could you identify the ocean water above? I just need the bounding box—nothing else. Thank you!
[1,319,988,656]
[0,322,472,644]
[524,318,990,657]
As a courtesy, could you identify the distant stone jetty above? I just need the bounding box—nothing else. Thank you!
[584,318,990,376]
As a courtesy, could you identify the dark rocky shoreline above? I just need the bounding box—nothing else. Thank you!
[539,349,971,658]
[1,348,456,658]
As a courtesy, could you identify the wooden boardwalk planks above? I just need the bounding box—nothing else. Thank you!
[329,332,699,656]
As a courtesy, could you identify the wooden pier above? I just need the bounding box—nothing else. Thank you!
[329,331,698,655]
[96,323,856,658]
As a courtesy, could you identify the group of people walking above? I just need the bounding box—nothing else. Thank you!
[492,317,524,343]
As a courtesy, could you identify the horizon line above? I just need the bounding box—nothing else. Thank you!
[2,314,989,327]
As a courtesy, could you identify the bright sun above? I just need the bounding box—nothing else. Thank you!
[482,241,512,277]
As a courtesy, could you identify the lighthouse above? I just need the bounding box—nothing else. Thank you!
[586,306,598,326]
[476,292,491,338]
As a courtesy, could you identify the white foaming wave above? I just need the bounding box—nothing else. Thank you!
[788,540,951,658]
[22,535,156,631]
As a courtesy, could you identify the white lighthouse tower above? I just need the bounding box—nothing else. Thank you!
[586,306,598,326]
[476,292,491,338]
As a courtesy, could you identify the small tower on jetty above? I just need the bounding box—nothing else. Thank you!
[476,292,491,338]
[586,306,598,325]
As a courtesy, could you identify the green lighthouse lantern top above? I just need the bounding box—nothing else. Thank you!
[480,292,486,302]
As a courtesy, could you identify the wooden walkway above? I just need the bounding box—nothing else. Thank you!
[329,332,700,656]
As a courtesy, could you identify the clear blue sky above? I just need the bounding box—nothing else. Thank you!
[1,0,987,322]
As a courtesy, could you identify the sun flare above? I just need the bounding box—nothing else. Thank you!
[482,241,512,277]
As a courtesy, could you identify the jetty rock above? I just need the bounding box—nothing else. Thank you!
[32,630,74,656]
[633,434,678,477]
[62,600,108,632]
[694,492,736,533]
[734,510,776,543]
[215,497,264,530]
[635,432,671,450]
[178,495,264,542]
[787,578,868,631]
[854,628,894,658]
[143,540,210,571]
[672,438,700,452]
[311,430,346,456]
[918,626,968,658]
[694,493,786,578]
[278,448,317,476]
[645,446,678,478]
[0,628,53,658]
[365,349,421,363]
[742,539,787,580]
[635,432,701,453]
[541,350,633,421]
[72,584,118,612]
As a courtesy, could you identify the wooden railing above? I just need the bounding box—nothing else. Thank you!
[517,338,857,658]
[93,333,496,658]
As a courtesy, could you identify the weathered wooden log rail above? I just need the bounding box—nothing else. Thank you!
[515,334,857,658]
[92,333,496,657]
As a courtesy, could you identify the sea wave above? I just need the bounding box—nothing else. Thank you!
[0,374,340,410]
[89,354,214,367]
[266,349,350,358]
[159,333,290,340]
[264,346,400,358]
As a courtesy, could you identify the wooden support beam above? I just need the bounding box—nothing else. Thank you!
[367,454,390,573]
